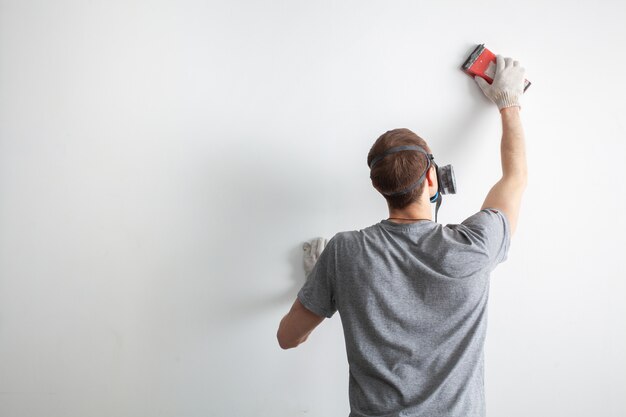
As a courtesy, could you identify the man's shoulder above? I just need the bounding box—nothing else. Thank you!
[442,209,507,235]
[333,222,381,241]
[328,225,375,249]
[329,230,357,247]
[441,209,511,266]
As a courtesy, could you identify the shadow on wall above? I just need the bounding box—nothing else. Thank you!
[434,94,492,161]
[203,137,328,326]
[221,242,307,324]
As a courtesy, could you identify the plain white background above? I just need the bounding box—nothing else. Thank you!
[1,0,625,416]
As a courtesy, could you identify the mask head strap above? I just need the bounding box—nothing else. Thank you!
[369,145,434,197]
[431,190,442,222]
[430,190,439,204]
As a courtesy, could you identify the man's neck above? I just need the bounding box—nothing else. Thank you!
[387,205,432,224]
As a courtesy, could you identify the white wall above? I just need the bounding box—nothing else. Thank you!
[1,0,625,416]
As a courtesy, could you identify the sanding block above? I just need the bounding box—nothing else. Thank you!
[462,44,531,92]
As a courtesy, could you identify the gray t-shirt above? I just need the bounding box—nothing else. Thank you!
[297,208,511,417]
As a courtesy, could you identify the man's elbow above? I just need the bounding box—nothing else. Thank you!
[277,330,301,350]
[277,337,297,350]
[276,318,299,350]
[501,173,528,190]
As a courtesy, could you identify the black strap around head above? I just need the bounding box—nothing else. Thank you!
[369,145,434,197]
[368,145,430,169]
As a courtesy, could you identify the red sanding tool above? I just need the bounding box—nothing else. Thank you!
[462,44,531,92]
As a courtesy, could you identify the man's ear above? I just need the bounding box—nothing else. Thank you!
[426,165,437,187]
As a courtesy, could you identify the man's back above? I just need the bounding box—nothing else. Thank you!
[298,209,510,417]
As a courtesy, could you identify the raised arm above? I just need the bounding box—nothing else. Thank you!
[475,55,528,236]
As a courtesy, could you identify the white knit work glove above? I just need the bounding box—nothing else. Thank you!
[302,237,328,277]
[475,55,526,110]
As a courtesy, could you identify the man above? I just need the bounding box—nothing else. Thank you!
[277,55,527,417]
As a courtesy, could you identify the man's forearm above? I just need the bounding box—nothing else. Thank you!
[499,107,528,184]
[477,57,528,235]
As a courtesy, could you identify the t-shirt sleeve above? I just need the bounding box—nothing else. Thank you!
[297,236,338,319]
[459,208,511,267]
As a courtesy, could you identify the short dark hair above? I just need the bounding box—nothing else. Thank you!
[367,128,432,210]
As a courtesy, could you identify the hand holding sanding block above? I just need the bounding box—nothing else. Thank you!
[462,44,531,92]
